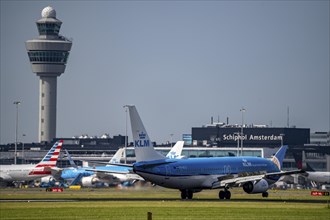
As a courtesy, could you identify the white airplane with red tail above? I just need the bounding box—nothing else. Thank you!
[0,140,63,185]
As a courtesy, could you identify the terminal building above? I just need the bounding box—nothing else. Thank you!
[1,124,329,173]
[191,123,329,172]
[191,124,309,148]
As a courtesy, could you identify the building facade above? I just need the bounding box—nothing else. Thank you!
[192,125,310,148]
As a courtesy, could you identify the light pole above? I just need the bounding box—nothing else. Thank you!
[234,132,240,156]
[123,105,128,164]
[240,107,246,156]
[170,134,174,147]
[280,133,285,146]
[22,134,26,164]
[13,101,21,164]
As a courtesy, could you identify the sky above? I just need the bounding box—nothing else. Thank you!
[1,0,329,145]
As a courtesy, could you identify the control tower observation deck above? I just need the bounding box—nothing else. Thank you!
[25,6,72,143]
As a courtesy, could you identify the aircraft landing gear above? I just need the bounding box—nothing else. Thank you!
[262,192,269,198]
[180,189,193,200]
[219,190,231,200]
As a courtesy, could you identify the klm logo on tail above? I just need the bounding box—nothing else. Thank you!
[135,132,150,147]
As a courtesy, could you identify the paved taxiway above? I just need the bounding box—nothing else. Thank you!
[1,198,328,204]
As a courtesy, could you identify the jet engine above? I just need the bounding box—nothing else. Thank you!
[81,176,100,187]
[40,176,54,184]
[243,179,269,194]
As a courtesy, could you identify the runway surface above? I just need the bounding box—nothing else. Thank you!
[1,197,328,204]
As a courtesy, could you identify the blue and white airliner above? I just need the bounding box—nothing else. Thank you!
[125,105,304,200]
[52,141,184,187]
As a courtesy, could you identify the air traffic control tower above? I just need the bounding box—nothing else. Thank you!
[26,6,72,143]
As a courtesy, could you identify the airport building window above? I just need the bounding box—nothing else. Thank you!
[28,51,69,63]
[126,149,135,157]
[37,23,61,35]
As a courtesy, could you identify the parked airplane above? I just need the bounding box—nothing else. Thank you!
[165,141,185,159]
[296,151,330,184]
[38,149,80,187]
[57,147,126,186]
[0,140,63,186]
[125,105,304,199]
[305,171,330,184]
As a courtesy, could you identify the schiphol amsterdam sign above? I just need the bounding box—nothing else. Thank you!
[222,134,283,142]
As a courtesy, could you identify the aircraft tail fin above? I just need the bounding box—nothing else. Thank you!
[65,149,77,168]
[271,145,288,170]
[36,140,63,168]
[302,151,315,171]
[127,105,165,162]
[292,150,313,171]
[29,140,63,175]
[166,141,185,159]
[109,148,125,164]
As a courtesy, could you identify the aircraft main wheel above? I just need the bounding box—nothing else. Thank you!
[181,190,193,200]
[187,190,193,200]
[224,190,231,200]
[181,190,187,199]
[262,192,268,198]
[219,190,225,199]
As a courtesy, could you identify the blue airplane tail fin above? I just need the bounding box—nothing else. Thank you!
[271,145,288,170]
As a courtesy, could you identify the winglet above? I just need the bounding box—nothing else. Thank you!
[271,145,288,170]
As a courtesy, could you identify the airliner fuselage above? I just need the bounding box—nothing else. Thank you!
[134,156,280,190]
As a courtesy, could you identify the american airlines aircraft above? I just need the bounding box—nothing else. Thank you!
[124,105,304,200]
[298,151,330,184]
[0,140,63,186]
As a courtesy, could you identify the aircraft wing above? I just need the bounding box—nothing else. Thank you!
[85,168,131,175]
[81,161,134,167]
[213,169,305,189]
[85,168,144,181]
[264,169,305,178]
